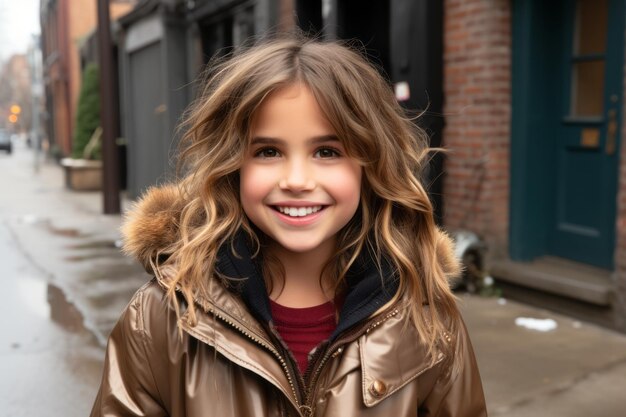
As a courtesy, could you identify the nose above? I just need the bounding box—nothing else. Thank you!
[279,159,315,192]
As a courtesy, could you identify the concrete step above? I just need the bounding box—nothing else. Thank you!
[490,256,613,306]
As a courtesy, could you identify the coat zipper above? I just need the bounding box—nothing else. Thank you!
[168,280,304,414]
[190,305,304,413]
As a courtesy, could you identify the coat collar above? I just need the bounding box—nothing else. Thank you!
[214,229,399,342]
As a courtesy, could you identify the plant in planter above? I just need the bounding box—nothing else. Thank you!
[61,63,103,191]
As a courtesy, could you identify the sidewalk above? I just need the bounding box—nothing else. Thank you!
[4,143,626,416]
[2,143,146,347]
[461,295,626,416]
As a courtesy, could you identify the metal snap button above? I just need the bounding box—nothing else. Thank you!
[369,380,387,397]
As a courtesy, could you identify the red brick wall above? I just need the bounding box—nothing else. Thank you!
[442,0,512,258]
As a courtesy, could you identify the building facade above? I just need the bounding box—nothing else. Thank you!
[443,0,626,331]
[40,0,136,156]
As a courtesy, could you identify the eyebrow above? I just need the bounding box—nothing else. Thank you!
[250,135,340,145]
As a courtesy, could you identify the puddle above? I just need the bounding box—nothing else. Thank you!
[16,277,87,333]
[60,240,124,262]
[64,253,121,262]
[87,291,129,310]
[74,261,146,283]
[63,239,122,262]
[30,218,87,238]
[45,224,84,238]
[17,215,94,239]
[65,240,119,250]
[47,284,86,333]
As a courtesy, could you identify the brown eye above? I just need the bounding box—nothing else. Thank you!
[255,147,280,158]
[315,147,340,158]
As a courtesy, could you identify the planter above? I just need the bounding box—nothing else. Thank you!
[60,158,103,191]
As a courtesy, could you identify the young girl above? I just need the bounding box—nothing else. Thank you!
[91,35,487,417]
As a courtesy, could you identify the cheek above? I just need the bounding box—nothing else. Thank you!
[239,166,267,215]
[331,165,362,212]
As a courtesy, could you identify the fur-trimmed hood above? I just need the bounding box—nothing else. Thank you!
[120,184,462,282]
[120,184,185,273]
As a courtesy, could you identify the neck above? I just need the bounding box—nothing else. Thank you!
[268,240,335,308]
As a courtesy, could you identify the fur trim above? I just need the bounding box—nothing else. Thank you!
[121,184,186,272]
[434,229,463,282]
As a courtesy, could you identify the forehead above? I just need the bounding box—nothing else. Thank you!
[250,83,335,138]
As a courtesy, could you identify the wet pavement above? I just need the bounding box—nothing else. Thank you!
[2,140,626,416]
[0,141,146,416]
[0,220,103,417]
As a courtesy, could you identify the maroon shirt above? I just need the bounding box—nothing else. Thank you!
[270,300,337,374]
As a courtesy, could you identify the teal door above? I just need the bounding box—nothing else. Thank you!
[547,0,624,268]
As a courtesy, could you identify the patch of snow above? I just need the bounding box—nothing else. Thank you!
[515,317,557,332]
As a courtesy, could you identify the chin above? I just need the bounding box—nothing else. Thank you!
[276,241,323,254]
[269,234,331,254]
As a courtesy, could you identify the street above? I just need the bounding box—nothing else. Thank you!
[1,140,626,416]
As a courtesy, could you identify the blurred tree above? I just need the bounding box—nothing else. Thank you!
[72,63,101,159]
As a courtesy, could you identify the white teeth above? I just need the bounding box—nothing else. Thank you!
[276,206,323,217]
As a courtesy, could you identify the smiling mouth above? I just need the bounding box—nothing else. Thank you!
[272,205,326,217]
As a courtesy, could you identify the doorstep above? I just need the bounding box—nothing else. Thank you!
[490,256,613,306]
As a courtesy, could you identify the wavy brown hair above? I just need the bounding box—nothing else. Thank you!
[159,34,461,365]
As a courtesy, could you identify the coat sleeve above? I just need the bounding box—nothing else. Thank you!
[418,319,488,417]
[90,285,168,417]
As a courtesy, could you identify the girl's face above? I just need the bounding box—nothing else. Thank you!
[240,83,362,257]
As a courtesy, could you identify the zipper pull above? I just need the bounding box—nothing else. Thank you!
[331,347,344,358]
[299,405,313,417]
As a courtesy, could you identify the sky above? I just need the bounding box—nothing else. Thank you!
[0,0,40,62]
